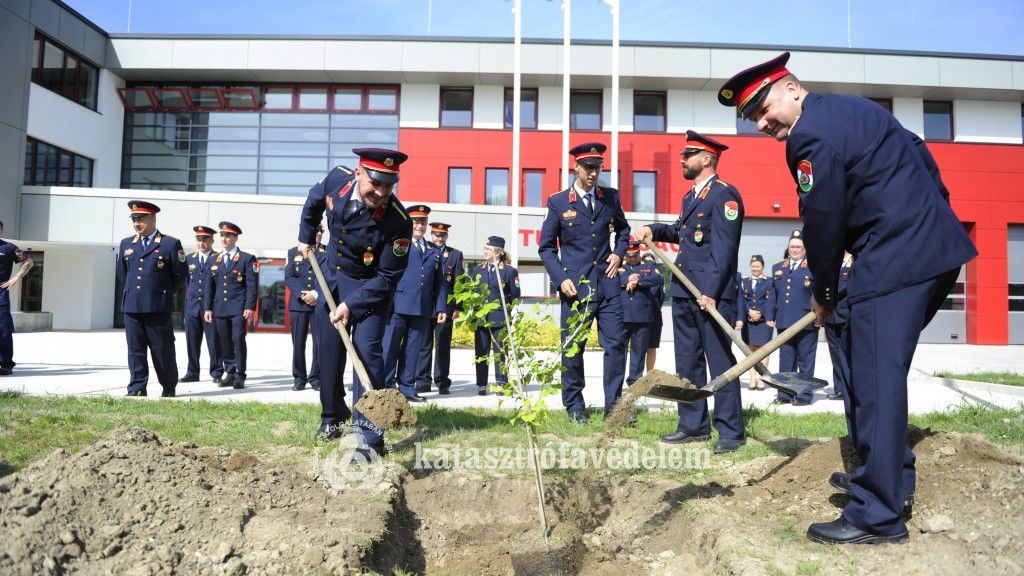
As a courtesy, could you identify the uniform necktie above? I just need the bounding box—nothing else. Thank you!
[224,252,231,266]
[583,194,592,212]
[346,199,364,218]
[142,236,149,250]
[200,254,206,265]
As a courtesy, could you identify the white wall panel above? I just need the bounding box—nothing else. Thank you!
[602,88,633,132]
[893,97,924,137]
[171,40,248,70]
[399,83,439,129]
[537,85,563,131]
[473,84,503,130]
[666,89,694,134]
[954,100,1023,144]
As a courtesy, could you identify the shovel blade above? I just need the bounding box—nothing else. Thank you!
[644,384,714,404]
[758,371,829,397]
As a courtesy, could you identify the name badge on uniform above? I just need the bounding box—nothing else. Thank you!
[804,277,811,288]
[188,263,196,270]
[562,209,577,220]
[774,270,782,277]
[211,265,219,271]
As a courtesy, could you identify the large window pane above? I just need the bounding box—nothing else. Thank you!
[570,91,601,130]
[632,171,656,213]
[736,116,762,135]
[333,87,362,111]
[924,101,953,141]
[37,142,58,185]
[440,88,473,127]
[504,88,538,129]
[261,141,328,156]
[259,156,328,171]
[523,170,544,208]
[485,168,509,206]
[367,88,397,111]
[264,87,294,110]
[448,168,472,204]
[73,156,92,187]
[298,87,328,110]
[260,127,329,142]
[261,113,329,127]
[76,63,97,110]
[23,140,34,184]
[633,92,666,132]
[63,54,78,99]
[39,40,64,93]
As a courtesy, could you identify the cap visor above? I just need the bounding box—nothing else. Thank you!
[364,168,399,184]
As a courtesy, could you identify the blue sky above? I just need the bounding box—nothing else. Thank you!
[65,0,1024,57]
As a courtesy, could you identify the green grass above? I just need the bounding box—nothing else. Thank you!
[935,371,1024,387]
[2,391,1022,480]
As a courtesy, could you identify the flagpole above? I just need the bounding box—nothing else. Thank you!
[510,0,522,269]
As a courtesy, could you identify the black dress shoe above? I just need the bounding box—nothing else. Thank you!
[477,386,488,396]
[314,423,347,441]
[791,398,811,406]
[660,432,711,444]
[292,379,306,391]
[217,376,233,388]
[807,517,908,545]
[714,438,745,453]
[310,382,321,391]
[349,442,387,465]
[827,392,844,400]
[771,397,792,405]
[126,389,147,397]
[415,385,432,393]
[160,390,176,398]
[0,367,13,376]
[437,388,450,395]
[828,472,915,510]
[404,394,427,403]
[233,378,245,390]
[178,375,199,383]
[567,410,589,424]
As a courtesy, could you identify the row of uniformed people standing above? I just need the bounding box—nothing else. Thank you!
[118,202,257,396]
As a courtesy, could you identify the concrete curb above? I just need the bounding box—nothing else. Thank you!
[929,375,1024,401]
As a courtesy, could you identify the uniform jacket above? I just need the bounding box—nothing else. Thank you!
[184,250,220,318]
[650,267,666,324]
[285,245,324,312]
[619,260,662,323]
[538,185,630,301]
[474,262,520,326]
[787,93,977,307]
[437,245,464,314]
[117,231,187,314]
[0,240,27,285]
[204,250,258,317]
[393,238,447,318]
[771,259,813,330]
[648,175,744,301]
[737,274,776,326]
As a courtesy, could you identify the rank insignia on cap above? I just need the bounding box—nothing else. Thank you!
[796,160,813,193]
[720,89,733,100]
[393,238,410,257]
[384,157,394,167]
[724,201,739,221]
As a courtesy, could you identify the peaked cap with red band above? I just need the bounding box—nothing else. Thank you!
[682,130,729,157]
[718,52,792,119]
[569,141,607,167]
[218,221,243,235]
[127,200,160,216]
[430,222,451,234]
[406,204,430,219]
[626,240,641,255]
[193,225,215,237]
[353,147,408,184]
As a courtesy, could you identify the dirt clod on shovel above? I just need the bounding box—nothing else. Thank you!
[356,388,418,428]
[634,369,697,390]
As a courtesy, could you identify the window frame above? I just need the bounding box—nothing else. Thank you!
[484,167,510,206]
[521,169,546,208]
[23,136,94,187]
[262,85,297,112]
[447,167,473,204]
[923,100,954,141]
[31,32,100,111]
[631,170,658,213]
[569,90,603,131]
[632,91,667,133]
[439,86,475,128]
[296,84,330,113]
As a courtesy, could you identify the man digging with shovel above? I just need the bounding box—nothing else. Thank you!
[719,52,977,544]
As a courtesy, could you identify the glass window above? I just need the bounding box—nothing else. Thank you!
[189,88,223,110]
[38,39,64,93]
[154,88,190,111]
[632,171,656,213]
[503,88,538,129]
[264,87,294,110]
[24,137,93,187]
[73,156,92,187]
[333,87,362,111]
[19,251,43,313]
[77,62,97,110]
[633,92,666,132]
[448,168,472,204]
[570,91,601,131]
[440,88,473,127]
[869,98,893,113]
[298,86,328,111]
[736,116,763,135]
[485,168,509,206]
[923,101,953,141]
[32,33,98,110]
[367,87,398,112]
[63,54,78,98]
[523,170,544,208]
[224,88,259,110]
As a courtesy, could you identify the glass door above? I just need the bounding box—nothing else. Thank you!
[254,258,288,332]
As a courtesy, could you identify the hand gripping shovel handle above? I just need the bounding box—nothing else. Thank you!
[642,239,771,378]
[306,248,375,390]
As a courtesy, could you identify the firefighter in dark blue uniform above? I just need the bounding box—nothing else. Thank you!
[0,220,34,376]
[117,201,187,397]
[735,254,775,390]
[383,205,448,402]
[415,222,463,395]
[721,52,976,544]
[619,240,661,387]
[635,131,745,454]
[641,253,665,372]
[285,227,324,391]
[538,142,630,423]
[297,150,412,457]
[180,225,222,385]
[825,253,853,402]
[473,236,520,395]
[770,230,817,405]
[202,222,258,390]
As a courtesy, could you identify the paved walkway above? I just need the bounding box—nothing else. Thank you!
[2,330,1022,415]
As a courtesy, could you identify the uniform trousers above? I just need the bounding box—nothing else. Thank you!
[841,268,958,536]
[474,325,508,387]
[290,310,320,385]
[623,322,650,385]
[214,314,247,379]
[124,312,177,394]
[314,300,351,426]
[776,328,818,403]
[383,312,430,398]
[183,314,222,379]
[670,297,744,441]
[0,290,16,369]
[560,287,625,414]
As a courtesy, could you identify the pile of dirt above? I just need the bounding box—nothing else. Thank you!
[356,388,418,429]
[0,428,405,576]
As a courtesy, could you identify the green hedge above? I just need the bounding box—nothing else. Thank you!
[451,316,600,349]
